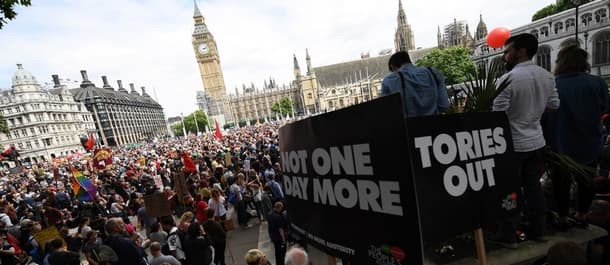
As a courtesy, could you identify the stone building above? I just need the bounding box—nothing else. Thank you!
[437,18,475,51]
[0,64,96,162]
[472,0,610,79]
[67,70,168,146]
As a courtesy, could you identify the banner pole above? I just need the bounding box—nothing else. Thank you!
[474,228,488,265]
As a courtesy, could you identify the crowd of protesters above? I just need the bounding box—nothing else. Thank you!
[0,120,305,265]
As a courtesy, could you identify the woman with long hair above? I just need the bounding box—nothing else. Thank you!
[543,44,609,227]
[208,188,227,221]
[183,223,213,265]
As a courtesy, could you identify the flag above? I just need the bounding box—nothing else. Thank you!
[71,168,97,201]
[84,133,95,151]
[92,148,113,169]
[214,120,222,139]
[0,146,10,158]
[182,152,197,174]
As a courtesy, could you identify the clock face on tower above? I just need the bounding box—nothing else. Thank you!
[198,44,209,54]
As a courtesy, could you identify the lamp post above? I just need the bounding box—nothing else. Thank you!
[584,31,589,50]
[573,0,582,47]
[180,113,187,138]
[192,110,200,135]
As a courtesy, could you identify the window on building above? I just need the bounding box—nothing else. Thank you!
[34,140,39,148]
[25,142,32,150]
[565,18,575,31]
[30,128,35,135]
[536,46,552,71]
[540,26,549,38]
[594,31,610,65]
[13,131,19,138]
[44,138,52,146]
[582,13,593,26]
[21,129,26,137]
[554,22,564,34]
[595,9,607,23]
[17,143,23,150]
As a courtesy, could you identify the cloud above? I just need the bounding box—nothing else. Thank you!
[0,0,552,117]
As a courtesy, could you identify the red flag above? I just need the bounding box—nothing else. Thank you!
[214,120,222,139]
[182,152,197,174]
[84,133,95,151]
[1,146,10,158]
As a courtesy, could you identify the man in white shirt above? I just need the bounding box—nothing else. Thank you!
[492,33,559,247]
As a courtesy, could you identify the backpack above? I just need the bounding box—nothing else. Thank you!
[161,229,185,256]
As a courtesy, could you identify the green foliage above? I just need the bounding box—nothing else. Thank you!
[171,110,208,136]
[532,0,592,21]
[416,47,476,85]
[0,0,31,29]
[454,59,510,113]
[0,113,8,135]
[271,97,293,116]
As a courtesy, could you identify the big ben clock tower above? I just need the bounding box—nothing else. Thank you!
[192,1,227,117]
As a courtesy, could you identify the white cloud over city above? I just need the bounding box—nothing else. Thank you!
[0,0,551,117]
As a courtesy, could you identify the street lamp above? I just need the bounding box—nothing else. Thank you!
[193,110,200,135]
[180,113,187,138]
[573,0,582,47]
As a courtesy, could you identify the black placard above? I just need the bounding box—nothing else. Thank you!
[406,112,521,242]
[279,94,423,265]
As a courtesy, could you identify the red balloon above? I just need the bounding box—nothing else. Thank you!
[486,27,511,48]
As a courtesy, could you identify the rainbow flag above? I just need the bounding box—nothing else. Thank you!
[71,168,97,201]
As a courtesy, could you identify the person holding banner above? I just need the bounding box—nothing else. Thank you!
[492,33,560,247]
[381,51,449,117]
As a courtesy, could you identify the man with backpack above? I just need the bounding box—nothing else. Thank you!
[160,216,187,264]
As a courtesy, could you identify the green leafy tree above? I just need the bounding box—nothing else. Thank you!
[271,97,293,116]
[171,110,208,136]
[0,113,8,135]
[0,0,31,30]
[532,0,592,21]
[416,47,476,85]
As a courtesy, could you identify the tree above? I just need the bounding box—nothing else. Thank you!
[171,110,208,137]
[416,47,476,85]
[0,0,31,30]
[532,0,592,21]
[0,113,8,135]
[271,97,293,116]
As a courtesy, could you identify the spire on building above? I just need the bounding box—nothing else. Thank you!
[437,25,443,48]
[193,0,202,18]
[306,49,313,75]
[394,0,415,51]
[293,54,301,79]
[476,13,488,41]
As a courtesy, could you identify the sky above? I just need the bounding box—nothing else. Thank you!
[0,0,553,117]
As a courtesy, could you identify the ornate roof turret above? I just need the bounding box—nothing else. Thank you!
[12,64,39,88]
[476,13,488,41]
[193,0,202,18]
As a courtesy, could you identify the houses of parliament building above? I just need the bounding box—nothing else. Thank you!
[192,0,427,125]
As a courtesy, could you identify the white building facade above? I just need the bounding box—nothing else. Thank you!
[473,0,610,79]
[0,64,96,163]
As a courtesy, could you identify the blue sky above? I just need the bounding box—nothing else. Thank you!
[0,0,551,117]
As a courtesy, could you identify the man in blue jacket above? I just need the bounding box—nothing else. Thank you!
[381,51,449,117]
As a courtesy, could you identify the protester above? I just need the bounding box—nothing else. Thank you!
[244,248,270,265]
[285,246,308,265]
[183,222,213,265]
[268,201,288,265]
[491,33,560,248]
[104,217,147,265]
[543,45,609,227]
[202,209,226,265]
[381,50,449,117]
[149,241,181,265]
